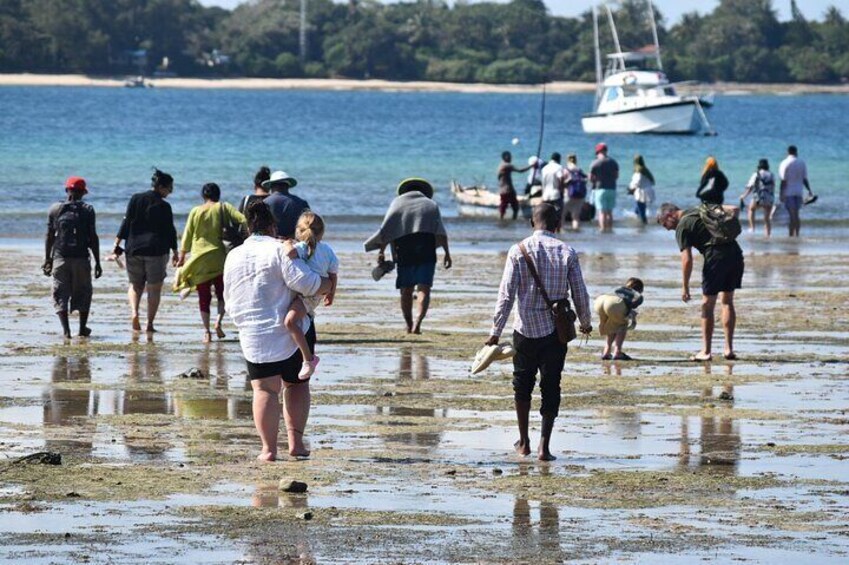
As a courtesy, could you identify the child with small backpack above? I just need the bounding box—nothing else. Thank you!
[594,277,644,361]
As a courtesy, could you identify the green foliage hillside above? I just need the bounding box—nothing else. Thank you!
[1,0,847,84]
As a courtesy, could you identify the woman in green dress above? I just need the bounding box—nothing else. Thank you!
[175,183,246,342]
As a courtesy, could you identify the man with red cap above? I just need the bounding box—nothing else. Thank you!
[43,177,102,338]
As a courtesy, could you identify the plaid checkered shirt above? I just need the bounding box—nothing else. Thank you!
[490,231,591,339]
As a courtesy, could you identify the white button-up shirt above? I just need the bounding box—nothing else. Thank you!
[223,235,322,364]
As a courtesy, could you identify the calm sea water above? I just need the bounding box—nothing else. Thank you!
[0,86,845,244]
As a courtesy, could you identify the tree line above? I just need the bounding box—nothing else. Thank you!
[1,0,848,84]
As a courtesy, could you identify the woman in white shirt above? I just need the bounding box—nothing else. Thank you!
[628,154,656,224]
[223,202,332,462]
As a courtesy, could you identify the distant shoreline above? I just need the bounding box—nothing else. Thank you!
[1,73,848,95]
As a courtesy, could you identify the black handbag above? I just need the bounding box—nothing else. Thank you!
[220,203,245,253]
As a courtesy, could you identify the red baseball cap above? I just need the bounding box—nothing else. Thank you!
[595,142,608,154]
[65,176,87,193]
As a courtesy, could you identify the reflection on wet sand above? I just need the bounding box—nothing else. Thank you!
[40,348,253,460]
[513,496,562,558]
[43,356,95,453]
[173,345,252,420]
[679,384,741,475]
[377,348,446,448]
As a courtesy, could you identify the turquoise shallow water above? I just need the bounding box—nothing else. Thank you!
[0,86,845,241]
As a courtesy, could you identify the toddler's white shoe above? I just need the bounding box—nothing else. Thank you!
[298,355,320,380]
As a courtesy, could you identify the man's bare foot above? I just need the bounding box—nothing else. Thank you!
[131,317,141,331]
[256,452,276,462]
[413,325,422,335]
[214,323,226,339]
[514,439,531,457]
[146,324,157,333]
[202,331,212,343]
[62,331,72,339]
[79,327,92,337]
[538,450,557,461]
[289,447,310,458]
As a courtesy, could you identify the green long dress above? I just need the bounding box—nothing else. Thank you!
[173,202,246,291]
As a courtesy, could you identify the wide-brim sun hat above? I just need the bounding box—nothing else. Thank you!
[471,343,515,375]
[397,178,434,199]
[262,170,298,190]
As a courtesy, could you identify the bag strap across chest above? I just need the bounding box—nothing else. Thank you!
[519,242,555,308]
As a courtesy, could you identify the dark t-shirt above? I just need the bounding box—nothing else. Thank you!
[676,209,741,264]
[264,191,310,239]
[394,232,437,267]
[48,200,97,259]
[590,156,619,189]
[696,170,729,205]
[116,191,178,256]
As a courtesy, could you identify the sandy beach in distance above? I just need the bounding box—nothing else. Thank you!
[2,72,849,95]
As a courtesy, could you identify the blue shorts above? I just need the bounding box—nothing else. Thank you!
[396,262,436,289]
[594,188,617,212]
[785,195,803,212]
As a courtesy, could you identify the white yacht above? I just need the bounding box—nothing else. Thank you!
[581,2,715,135]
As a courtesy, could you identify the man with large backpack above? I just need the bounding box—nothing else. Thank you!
[657,202,743,361]
[43,177,102,338]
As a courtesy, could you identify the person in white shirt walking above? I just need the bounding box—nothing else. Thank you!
[778,145,813,238]
[224,202,332,462]
[540,152,565,227]
[628,154,656,225]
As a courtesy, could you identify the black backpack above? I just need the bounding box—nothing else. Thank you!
[688,203,741,246]
[53,201,90,257]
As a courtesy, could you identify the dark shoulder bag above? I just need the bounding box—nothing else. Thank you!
[518,243,577,344]
[220,203,245,253]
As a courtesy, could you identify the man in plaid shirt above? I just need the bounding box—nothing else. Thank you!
[486,203,592,461]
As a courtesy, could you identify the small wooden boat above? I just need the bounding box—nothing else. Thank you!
[451,180,541,219]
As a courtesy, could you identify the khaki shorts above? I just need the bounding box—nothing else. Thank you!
[52,256,92,313]
[594,294,629,336]
[126,254,169,287]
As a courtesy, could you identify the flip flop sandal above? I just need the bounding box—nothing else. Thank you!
[613,353,633,361]
[724,353,738,360]
[601,353,613,361]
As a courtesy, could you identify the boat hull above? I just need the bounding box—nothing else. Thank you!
[582,100,701,134]
[451,181,538,219]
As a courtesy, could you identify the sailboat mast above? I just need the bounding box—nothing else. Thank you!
[647,0,662,70]
[603,4,623,72]
[593,5,602,105]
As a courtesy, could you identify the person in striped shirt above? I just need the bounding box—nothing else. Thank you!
[486,203,592,461]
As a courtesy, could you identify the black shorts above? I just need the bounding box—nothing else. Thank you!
[246,323,316,384]
[702,253,744,296]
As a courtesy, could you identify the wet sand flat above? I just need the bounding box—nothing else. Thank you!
[0,240,847,563]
